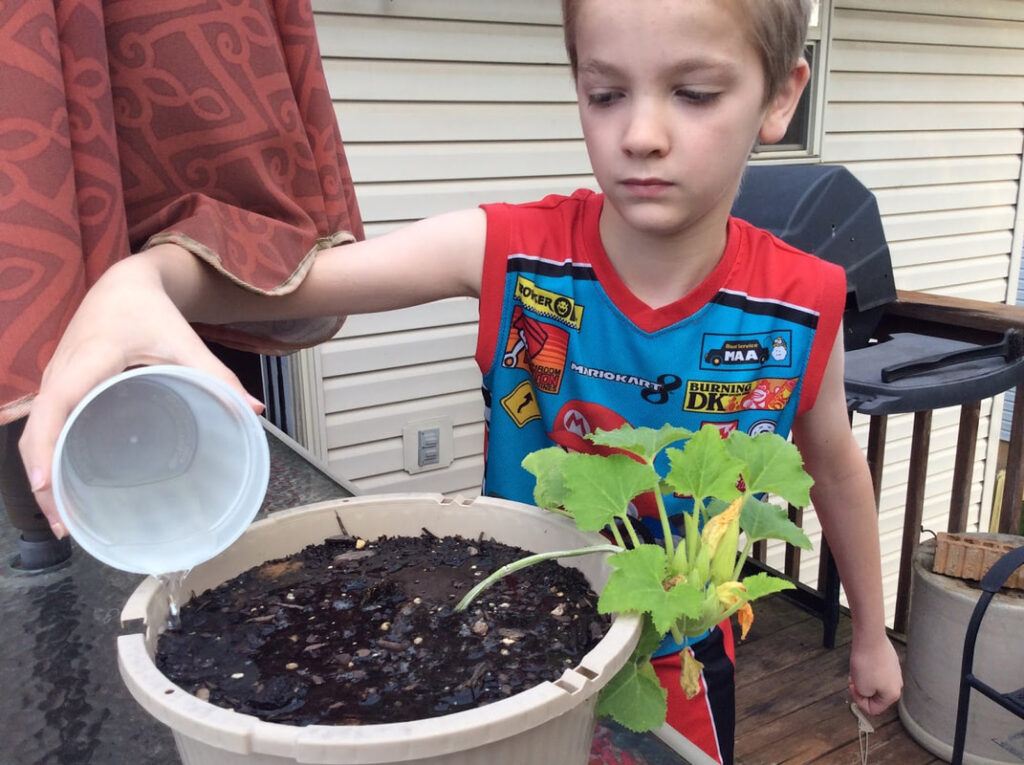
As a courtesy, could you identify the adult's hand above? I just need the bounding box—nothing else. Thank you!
[18,245,262,537]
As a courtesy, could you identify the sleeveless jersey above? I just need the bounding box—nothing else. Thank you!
[476,189,845,537]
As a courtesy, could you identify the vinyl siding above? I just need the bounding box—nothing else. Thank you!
[310,2,584,496]
[307,2,1024,627]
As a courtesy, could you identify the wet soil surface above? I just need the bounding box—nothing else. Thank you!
[156,531,610,726]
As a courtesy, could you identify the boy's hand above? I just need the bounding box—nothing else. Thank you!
[18,246,258,538]
[848,633,903,715]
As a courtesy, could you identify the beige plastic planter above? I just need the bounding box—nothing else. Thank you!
[118,494,642,765]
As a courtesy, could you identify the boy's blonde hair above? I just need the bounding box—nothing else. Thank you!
[561,0,812,104]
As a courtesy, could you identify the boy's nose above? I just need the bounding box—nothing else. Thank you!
[622,101,669,158]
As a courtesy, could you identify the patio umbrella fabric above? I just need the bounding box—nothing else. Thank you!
[0,0,364,425]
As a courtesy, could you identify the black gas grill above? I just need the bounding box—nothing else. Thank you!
[732,164,1023,416]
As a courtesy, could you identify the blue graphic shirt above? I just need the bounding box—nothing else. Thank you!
[476,189,845,540]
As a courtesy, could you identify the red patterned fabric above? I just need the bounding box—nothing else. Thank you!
[0,0,363,424]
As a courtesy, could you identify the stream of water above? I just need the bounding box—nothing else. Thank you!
[155,570,190,631]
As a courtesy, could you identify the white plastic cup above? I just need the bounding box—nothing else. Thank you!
[52,365,269,575]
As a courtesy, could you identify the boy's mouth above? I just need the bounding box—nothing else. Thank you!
[621,178,673,197]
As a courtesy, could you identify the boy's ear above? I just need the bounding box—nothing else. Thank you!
[758,59,811,145]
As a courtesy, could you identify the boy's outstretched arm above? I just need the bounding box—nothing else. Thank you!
[791,329,903,716]
[20,208,487,536]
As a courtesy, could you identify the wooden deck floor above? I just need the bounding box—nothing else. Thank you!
[733,594,941,765]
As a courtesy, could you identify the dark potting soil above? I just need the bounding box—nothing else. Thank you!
[156,531,611,726]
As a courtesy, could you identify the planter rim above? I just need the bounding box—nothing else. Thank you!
[118,493,643,764]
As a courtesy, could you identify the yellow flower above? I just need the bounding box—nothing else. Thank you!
[714,581,754,639]
[680,647,704,700]
[737,603,754,640]
[700,497,742,558]
[715,580,745,609]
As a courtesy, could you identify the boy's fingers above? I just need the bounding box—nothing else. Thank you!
[849,679,900,716]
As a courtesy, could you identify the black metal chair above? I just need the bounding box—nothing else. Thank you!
[950,543,1024,764]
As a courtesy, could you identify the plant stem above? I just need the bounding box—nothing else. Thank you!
[607,522,626,548]
[543,506,575,520]
[732,537,755,582]
[653,489,675,560]
[619,515,642,549]
[454,544,621,612]
[670,622,684,644]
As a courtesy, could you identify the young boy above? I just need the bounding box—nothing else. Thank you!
[22,1,902,761]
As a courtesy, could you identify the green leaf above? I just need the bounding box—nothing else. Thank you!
[598,547,703,634]
[634,613,666,659]
[705,497,732,518]
[560,454,659,531]
[725,431,813,507]
[663,425,743,504]
[588,424,692,462]
[740,571,797,600]
[521,447,571,510]
[597,659,667,732]
[740,497,812,549]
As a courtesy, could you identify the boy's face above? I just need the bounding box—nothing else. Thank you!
[573,0,805,242]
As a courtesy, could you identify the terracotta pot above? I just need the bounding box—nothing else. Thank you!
[118,494,642,765]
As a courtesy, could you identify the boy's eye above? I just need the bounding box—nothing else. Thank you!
[677,89,719,105]
[588,91,622,107]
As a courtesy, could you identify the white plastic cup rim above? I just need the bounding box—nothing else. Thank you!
[52,365,270,575]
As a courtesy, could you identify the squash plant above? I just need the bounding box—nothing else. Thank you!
[456,423,813,732]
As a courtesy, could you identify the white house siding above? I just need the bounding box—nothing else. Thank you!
[308,1,587,496]
[306,2,1024,627]
[758,1,1024,625]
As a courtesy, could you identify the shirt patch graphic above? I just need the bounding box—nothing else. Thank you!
[549,400,629,451]
[500,380,541,428]
[700,331,792,370]
[703,420,740,438]
[683,378,797,413]
[502,306,568,394]
[748,419,777,436]
[514,275,584,330]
